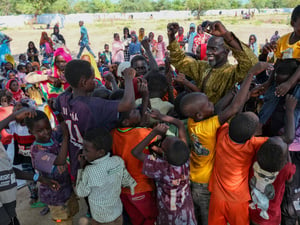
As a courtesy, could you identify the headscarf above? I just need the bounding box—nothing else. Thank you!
[138,28,145,42]
[81,52,102,81]
[249,34,258,56]
[38,47,72,100]
[5,79,25,102]
[40,32,54,51]
[31,62,40,71]
[53,47,72,78]
[51,25,65,45]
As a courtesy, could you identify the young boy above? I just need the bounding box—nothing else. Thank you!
[76,128,136,225]
[111,79,158,225]
[179,62,269,225]
[103,44,112,65]
[25,110,79,225]
[135,72,174,120]
[249,95,297,225]
[132,119,196,224]
[54,60,135,181]
[0,108,59,225]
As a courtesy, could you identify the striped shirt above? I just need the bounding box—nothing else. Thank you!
[76,154,136,223]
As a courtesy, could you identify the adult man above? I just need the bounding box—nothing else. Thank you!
[167,21,258,104]
[77,21,96,59]
[270,30,280,43]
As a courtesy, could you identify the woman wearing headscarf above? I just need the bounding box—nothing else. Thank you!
[176,26,185,49]
[25,47,72,100]
[40,32,54,64]
[138,27,145,42]
[81,52,102,82]
[51,25,66,50]
[129,34,142,60]
[248,34,259,56]
[112,33,124,64]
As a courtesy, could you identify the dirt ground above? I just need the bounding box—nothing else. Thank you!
[9,15,293,225]
[3,16,293,60]
[16,186,89,225]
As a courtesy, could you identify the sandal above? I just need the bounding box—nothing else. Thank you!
[40,206,50,215]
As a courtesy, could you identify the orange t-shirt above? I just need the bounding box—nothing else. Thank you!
[111,127,156,194]
[209,123,268,202]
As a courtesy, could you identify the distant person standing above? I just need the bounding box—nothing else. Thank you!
[77,21,96,59]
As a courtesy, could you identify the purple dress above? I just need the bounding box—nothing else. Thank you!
[56,91,119,179]
[143,155,197,225]
[31,137,72,206]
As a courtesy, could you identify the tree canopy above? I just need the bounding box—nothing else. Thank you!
[0,0,296,16]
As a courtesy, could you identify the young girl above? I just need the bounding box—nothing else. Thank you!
[112,33,124,64]
[5,79,26,102]
[40,32,54,64]
[249,34,259,56]
[129,34,141,60]
[27,41,39,64]
[155,35,166,61]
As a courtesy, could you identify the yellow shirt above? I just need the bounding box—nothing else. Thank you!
[188,115,220,184]
[275,32,300,59]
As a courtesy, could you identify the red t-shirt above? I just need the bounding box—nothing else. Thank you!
[111,127,157,194]
[249,162,296,225]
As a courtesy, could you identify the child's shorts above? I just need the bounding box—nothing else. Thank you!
[48,193,79,225]
[0,201,17,225]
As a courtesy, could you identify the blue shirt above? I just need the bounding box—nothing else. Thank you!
[80,26,89,45]
[129,42,141,56]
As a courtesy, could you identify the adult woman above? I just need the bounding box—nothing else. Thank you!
[112,33,124,64]
[26,47,72,100]
[40,32,54,64]
[148,32,157,54]
[122,27,131,62]
[248,34,259,56]
[51,25,65,50]
[27,41,39,64]
[81,52,102,81]
[138,27,145,42]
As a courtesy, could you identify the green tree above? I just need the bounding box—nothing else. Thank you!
[49,0,72,14]
[25,0,58,14]
[186,0,230,19]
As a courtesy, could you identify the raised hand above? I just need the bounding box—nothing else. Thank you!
[137,78,148,97]
[285,94,297,112]
[123,68,136,79]
[204,21,228,37]
[14,108,36,121]
[167,22,179,42]
[153,123,169,136]
[275,81,292,97]
[248,62,273,76]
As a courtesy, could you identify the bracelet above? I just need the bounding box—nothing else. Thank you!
[33,173,39,182]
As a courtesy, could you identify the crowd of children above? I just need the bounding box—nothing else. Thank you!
[1,4,300,225]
